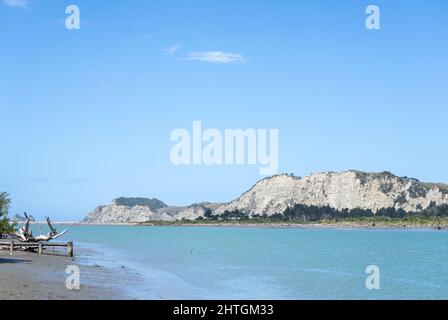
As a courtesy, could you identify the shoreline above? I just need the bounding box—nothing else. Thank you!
[0,247,128,300]
[139,223,448,231]
[3,223,447,300]
[55,221,448,231]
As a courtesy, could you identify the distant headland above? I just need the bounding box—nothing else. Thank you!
[83,170,448,228]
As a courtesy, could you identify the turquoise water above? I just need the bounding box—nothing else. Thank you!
[51,225,448,299]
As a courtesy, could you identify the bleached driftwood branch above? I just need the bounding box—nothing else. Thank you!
[13,213,68,242]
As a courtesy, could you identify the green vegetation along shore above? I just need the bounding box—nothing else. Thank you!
[0,192,14,235]
[140,203,448,229]
[139,217,448,228]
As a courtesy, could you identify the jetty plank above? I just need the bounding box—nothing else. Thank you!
[0,241,73,257]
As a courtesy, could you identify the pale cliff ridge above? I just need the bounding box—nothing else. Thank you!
[83,171,448,223]
[83,204,172,223]
[83,198,222,223]
[11,213,36,223]
[216,171,448,216]
[158,203,222,221]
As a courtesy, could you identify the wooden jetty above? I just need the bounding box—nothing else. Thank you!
[0,240,73,257]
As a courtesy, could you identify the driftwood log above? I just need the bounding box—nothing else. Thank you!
[13,213,68,242]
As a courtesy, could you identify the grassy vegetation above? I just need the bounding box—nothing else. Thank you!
[422,183,448,195]
[0,192,15,236]
[141,215,448,228]
[141,203,448,228]
[114,197,167,209]
[320,216,448,227]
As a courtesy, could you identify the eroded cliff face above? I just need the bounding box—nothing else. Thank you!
[158,203,222,221]
[11,213,35,223]
[83,171,448,223]
[216,171,448,216]
[83,203,174,223]
[83,199,221,223]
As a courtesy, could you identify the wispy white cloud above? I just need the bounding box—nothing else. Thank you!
[185,51,248,64]
[164,44,182,55]
[2,0,28,8]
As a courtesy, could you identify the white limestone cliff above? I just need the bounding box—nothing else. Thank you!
[216,171,448,216]
[83,171,448,223]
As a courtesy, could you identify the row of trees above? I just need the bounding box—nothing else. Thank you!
[0,192,15,235]
[199,203,448,222]
[281,203,448,222]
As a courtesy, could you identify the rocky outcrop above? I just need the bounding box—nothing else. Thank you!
[83,171,448,223]
[11,213,35,223]
[158,203,222,221]
[83,204,173,223]
[83,198,222,223]
[216,171,448,216]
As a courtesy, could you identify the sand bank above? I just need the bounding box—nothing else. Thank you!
[0,249,127,300]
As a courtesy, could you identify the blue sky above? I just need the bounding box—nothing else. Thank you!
[1,0,447,220]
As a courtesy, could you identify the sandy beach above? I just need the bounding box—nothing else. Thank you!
[0,248,127,300]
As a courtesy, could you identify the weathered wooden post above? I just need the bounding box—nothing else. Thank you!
[38,243,43,255]
[10,242,14,253]
[67,241,73,257]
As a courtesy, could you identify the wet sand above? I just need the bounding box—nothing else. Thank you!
[0,249,127,300]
